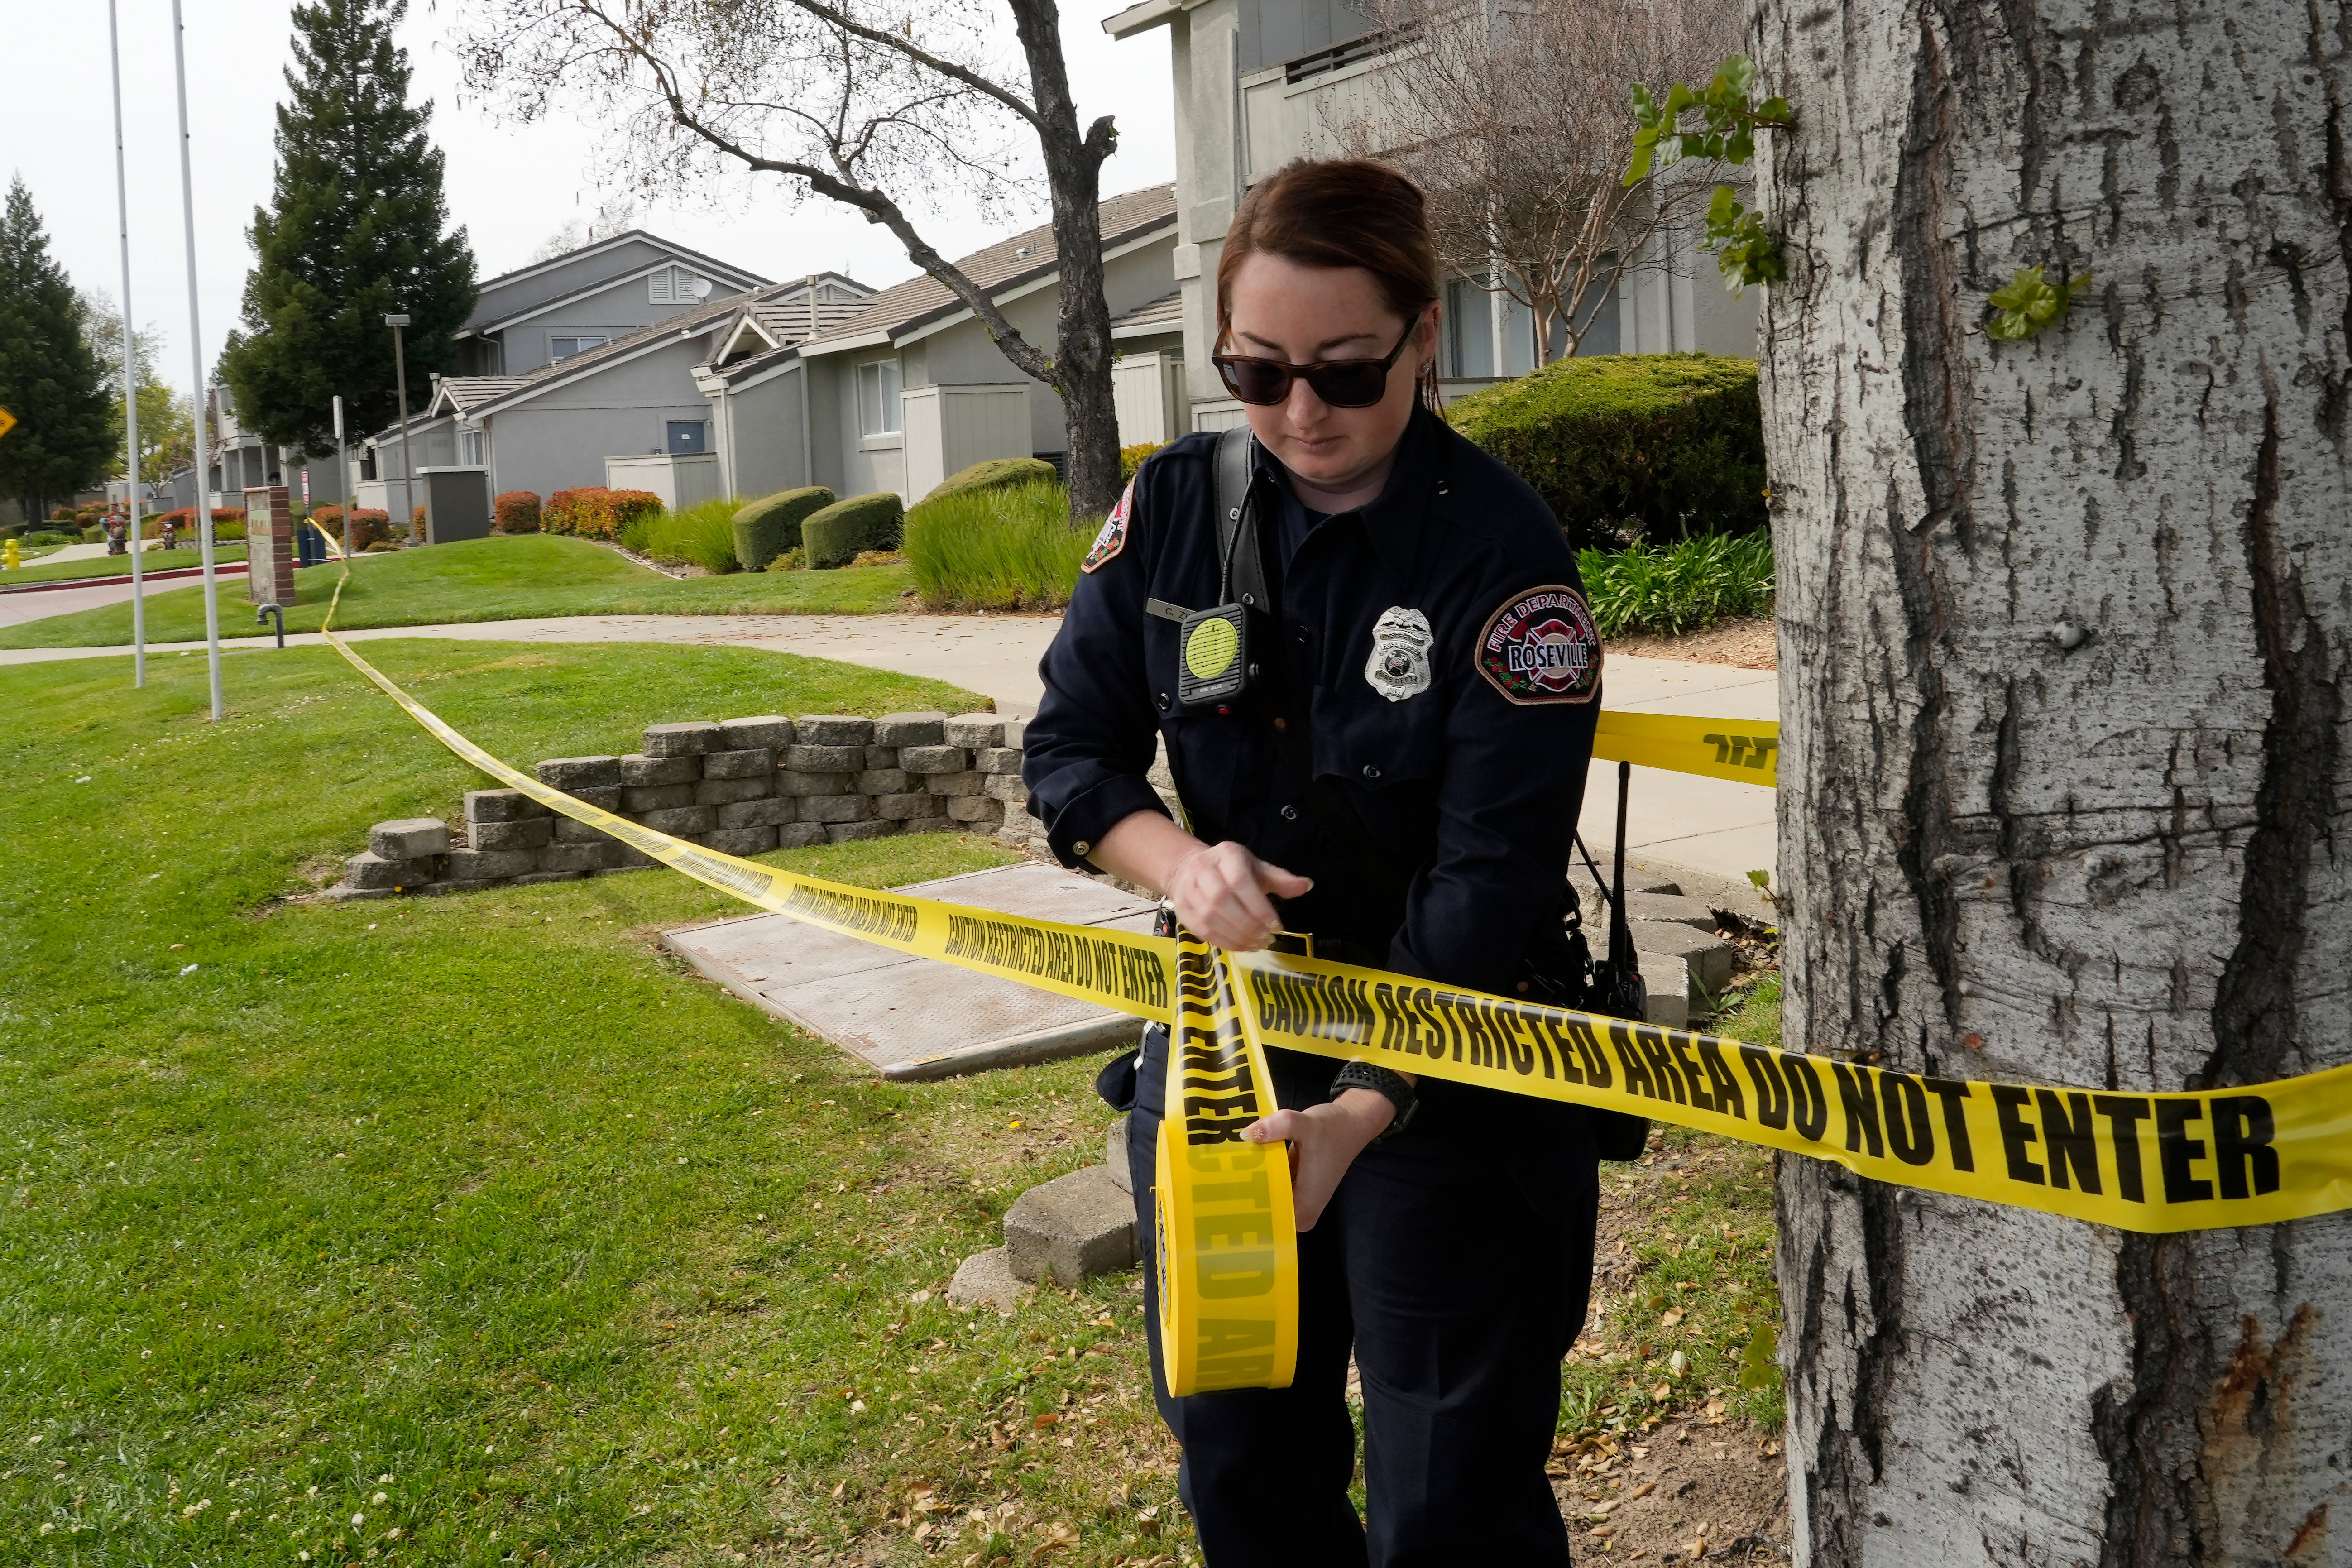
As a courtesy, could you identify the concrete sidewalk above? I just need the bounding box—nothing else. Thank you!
[8,613,1778,884]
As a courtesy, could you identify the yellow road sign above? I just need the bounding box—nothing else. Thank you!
[0,407,16,441]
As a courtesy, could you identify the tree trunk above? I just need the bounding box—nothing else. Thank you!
[1008,0,1123,520]
[1754,2,2352,1563]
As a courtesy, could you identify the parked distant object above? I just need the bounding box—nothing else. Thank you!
[922,457,1059,506]
[802,492,904,569]
[730,485,833,572]
[493,490,542,533]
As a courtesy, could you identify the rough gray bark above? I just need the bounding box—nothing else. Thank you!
[1754,2,2352,1562]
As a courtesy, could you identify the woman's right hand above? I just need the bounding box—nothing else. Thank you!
[1164,840,1314,950]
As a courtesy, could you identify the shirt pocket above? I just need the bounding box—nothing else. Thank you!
[1308,681,1447,793]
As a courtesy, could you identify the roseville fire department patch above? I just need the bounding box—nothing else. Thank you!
[1475,585,1602,705]
[1081,481,1134,573]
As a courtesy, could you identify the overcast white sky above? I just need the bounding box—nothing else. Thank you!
[7,0,1174,398]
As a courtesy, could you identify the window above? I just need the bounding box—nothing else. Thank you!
[457,427,485,466]
[857,359,902,436]
[666,421,707,455]
[550,336,608,362]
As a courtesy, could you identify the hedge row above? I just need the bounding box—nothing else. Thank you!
[545,487,663,540]
[731,486,833,571]
[804,491,904,568]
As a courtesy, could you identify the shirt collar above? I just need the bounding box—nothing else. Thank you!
[1252,403,1447,585]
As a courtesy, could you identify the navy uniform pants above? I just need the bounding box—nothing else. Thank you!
[1122,1024,1601,1567]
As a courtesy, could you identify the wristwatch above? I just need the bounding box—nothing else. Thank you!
[1332,1061,1418,1143]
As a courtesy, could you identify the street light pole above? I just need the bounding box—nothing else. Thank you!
[332,394,348,557]
[386,314,414,542]
[106,0,145,687]
[169,0,223,719]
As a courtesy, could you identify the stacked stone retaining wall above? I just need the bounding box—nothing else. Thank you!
[329,711,1050,900]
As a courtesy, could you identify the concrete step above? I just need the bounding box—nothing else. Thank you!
[1107,1116,1132,1192]
[1003,1164,1138,1286]
[1624,891,1724,931]
[946,1247,1034,1315]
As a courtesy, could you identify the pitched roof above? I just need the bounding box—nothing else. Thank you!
[472,229,772,300]
[412,287,763,431]
[1111,289,1183,337]
[702,295,877,385]
[799,184,1177,355]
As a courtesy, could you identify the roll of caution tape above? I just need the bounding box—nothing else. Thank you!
[310,546,2352,1405]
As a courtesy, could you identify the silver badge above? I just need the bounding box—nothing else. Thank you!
[1363,606,1434,701]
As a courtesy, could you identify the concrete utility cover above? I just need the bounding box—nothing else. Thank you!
[660,861,1155,1080]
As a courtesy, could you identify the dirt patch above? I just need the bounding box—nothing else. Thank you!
[1608,617,1777,669]
[1556,1413,1790,1561]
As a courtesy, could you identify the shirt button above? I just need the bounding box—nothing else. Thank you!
[1361,764,1382,781]
[1155,692,1170,711]
[1294,625,1311,645]
[1074,840,1091,856]
[1280,804,1299,821]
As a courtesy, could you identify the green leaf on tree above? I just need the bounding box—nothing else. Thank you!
[1986,264,2092,341]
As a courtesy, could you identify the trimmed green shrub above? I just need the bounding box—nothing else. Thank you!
[905,481,1092,611]
[922,456,1057,505]
[1446,353,1766,548]
[731,485,834,571]
[1578,532,1775,637]
[642,497,744,574]
[81,525,106,543]
[803,491,905,569]
[493,490,542,533]
[25,530,74,546]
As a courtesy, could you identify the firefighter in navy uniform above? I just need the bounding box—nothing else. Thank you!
[1022,160,1607,1568]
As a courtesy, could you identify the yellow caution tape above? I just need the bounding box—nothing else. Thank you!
[310,541,2352,1400]
[1592,710,1779,786]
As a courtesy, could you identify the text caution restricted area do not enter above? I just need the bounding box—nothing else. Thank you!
[310,547,2352,1395]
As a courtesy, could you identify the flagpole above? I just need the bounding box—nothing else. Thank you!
[107,0,146,687]
[168,0,223,720]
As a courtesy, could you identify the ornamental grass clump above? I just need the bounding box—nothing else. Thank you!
[641,497,745,573]
[904,481,1094,611]
[1578,530,1775,638]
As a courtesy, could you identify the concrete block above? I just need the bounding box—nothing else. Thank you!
[613,845,661,868]
[925,770,986,796]
[948,796,1004,825]
[704,826,778,856]
[369,817,449,859]
[571,785,623,811]
[465,788,550,823]
[716,796,798,829]
[873,711,947,746]
[825,820,900,843]
[536,755,620,790]
[554,815,616,844]
[876,791,948,820]
[619,753,700,787]
[719,715,795,749]
[999,801,1039,839]
[983,772,1029,802]
[510,870,584,887]
[443,848,540,881]
[471,818,553,852]
[1634,922,1738,1002]
[946,1247,1032,1314]
[776,823,829,849]
[898,744,965,775]
[795,715,875,746]
[1625,892,1723,932]
[344,851,429,890]
[623,783,696,813]
[902,816,962,834]
[1641,965,1690,1031]
[944,713,1005,748]
[999,718,1028,748]
[695,776,773,806]
[541,841,618,873]
[642,720,721,757]
[321,883,398,902]
[637,805,718,836]
[701,748,775,780]
[1630,878,1685,896]
[1107,1116,1131,1192]
[856,767,911,795]
[786,743,865,772]
[1003,1165,1137,1285]
[863,745,900,770]
[973,747,1022,775]
[800,794,875,824]
[775,771,852,797]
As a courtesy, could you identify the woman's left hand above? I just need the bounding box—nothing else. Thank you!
[1243,1088,1397,1230]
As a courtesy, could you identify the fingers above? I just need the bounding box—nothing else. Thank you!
[1167,843,1315,950]
[1256,861,1315,899]
[1244,1109,1302,1144]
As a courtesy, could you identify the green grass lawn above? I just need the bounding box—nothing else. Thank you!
[0,536,917,649]
[1,639,1784,1563]
[0,544,251,587]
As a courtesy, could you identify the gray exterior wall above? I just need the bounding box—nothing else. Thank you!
[461,236,767,378]
[708,364,811,505]
[478,339,719,500]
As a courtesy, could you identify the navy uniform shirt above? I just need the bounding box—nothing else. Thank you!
[1024,403,1602,1004]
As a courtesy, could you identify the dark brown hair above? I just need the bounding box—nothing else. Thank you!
[1217,158,1443,409]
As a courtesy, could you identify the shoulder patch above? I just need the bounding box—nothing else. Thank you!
[1080,481,1134,574]
[1475,585,1602,705]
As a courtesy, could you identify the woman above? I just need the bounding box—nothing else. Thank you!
[1022,159,1605,1566]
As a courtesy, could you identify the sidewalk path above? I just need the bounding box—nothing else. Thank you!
[6,613,1778,882]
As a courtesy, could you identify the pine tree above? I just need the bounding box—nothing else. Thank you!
[219,0,477,452]
[0,178,113,522]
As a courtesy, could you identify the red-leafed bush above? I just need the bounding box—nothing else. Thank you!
[493,490,543,533]
[310,505,391,551]
[545,486,663,541]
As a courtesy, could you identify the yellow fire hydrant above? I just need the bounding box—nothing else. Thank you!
[2,537,19,571]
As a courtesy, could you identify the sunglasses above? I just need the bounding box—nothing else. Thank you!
[1212,319,1421,408]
